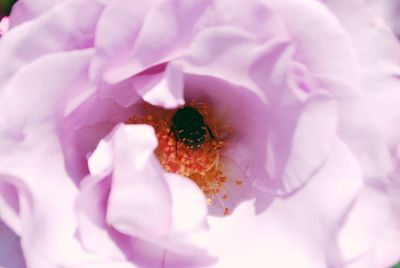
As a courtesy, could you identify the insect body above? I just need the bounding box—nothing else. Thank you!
[170,106,216,152]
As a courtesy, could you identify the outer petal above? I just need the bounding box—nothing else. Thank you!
[268,0,362,84]
[366,0,400,37]
[0,0,104,89]
[0,220,26,268]
[320,1,400,266]
[0,49,109,267]
[321,0,400,151]
[337,146,400,268]
[9,0,67,26]
[271,0,392,183]
[0,175,32,236]
[207,139,362,267]
[335,184,391,266]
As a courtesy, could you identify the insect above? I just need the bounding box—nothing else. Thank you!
[170,106,216,153]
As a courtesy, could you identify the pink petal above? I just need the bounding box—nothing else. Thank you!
[0,0,104,89]
[259,93,337,192]
[77,174,132,260]
[106,124,173,240]
[0,50,108,267]
[95,0,211,83]
[269,0,362,85]
[62,94,134,182]
[135,62,185,109]
[0,16,9,35]
[165,173,207,235]
[337,147,400,267]
[365,0,400,37]
[90,0,158,82]
[9,0,67,27]
[0,175,31,236]
[162,173,209,254]
[207,140,362,267]
[322,0,400,150]
[0,220,26,268]
[336,184,391,264]
[97,78,141,108]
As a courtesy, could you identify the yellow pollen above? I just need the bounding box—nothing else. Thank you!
[127,101,237,214]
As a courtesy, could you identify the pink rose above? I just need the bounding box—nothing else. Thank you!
[0,0,399,267]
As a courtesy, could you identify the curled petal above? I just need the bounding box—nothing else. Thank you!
[106,124,172,239]
[135,62,185,109]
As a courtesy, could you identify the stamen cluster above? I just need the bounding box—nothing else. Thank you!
[127,102,232,214]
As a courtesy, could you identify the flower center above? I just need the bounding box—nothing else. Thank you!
[127,101,234,215]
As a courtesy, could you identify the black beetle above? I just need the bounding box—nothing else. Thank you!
[170,106,216,153]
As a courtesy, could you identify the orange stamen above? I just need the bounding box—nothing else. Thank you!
[127,101,239,215]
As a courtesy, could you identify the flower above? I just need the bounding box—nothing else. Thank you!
[0,0,400,267]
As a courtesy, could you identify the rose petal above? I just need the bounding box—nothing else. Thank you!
[0,0,104,89]
[62,94,134,182]
[0,220,26,268]
[336,183,392,266]
[207,139,362,267]
[98,0,212,83]
[162,172,209,255]
[0,175,32,236]
[77,175,130,260]
[322,0,400,150]
[136,62,185,109]
[90,0,157,82]
[366,0,400,37]
[269,0,362,85]
[0,16,9,36]
[106,124,173,239]
[83,124,210,262]
[88,140,114,178]
[0,50,109,267]
[97,78,141,108]
[9,0,66,27]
